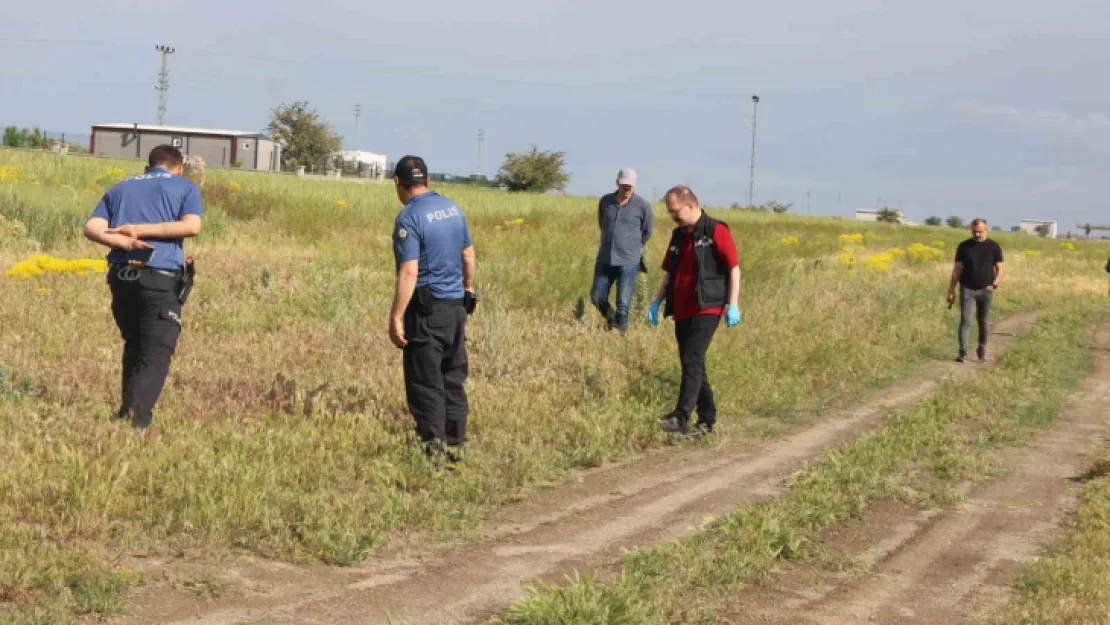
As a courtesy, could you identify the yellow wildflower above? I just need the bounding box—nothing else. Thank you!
[6,256,107,279]
[906,243,945,264]
[1060,242,1076,251]
[0,165,19,183]
[864,252,896,272]
[94,168,128,187]
[227,181,242,192]
[335,200,348,208]
[505,218,524,227]
[837,233,864,245]
[886,247,906,258]
[836,248,856,266]
[1020,250,1042,259]
[778,235,800,245]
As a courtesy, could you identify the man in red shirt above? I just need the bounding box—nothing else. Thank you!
[648,185,741,435]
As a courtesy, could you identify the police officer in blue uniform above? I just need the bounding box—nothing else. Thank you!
[389,156,477,461]
[83,146,203,431]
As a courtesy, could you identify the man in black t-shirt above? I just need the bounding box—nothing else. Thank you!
[946,218,1004,363]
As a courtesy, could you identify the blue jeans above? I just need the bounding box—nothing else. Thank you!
[591,261,638,333]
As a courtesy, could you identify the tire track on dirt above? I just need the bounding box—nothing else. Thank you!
[111,314,1038,625]
[741,322,1110,625]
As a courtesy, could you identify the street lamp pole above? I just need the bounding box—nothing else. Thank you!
[748,94,760,207]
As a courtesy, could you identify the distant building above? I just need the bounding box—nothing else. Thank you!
[336,150,388,178]
[1018,219,1057,239]
[855,209,905,223]
[90,123,280,171]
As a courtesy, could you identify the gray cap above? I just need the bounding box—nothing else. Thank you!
[617,167,638,186]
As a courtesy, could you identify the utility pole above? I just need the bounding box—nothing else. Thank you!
[748,95,760,208]
[477,128,485,176]
[807,189,811,214]
[354,104,362,145]
[155,45,175,126]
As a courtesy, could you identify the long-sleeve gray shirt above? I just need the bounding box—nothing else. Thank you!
[596,192,653,266]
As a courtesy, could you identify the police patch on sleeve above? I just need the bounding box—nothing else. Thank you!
[398,227,408,240]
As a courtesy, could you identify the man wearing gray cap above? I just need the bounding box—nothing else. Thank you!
[591,167,654,335]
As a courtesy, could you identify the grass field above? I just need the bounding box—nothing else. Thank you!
[489,305,1109,624]
[1,149,1108,624]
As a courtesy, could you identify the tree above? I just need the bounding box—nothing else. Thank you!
[946,216,965,229]
[494,145,570,192]
[3,126,47,149]
[1034,224,1051,237]
[924,216,943,226]
[266,102,342,172]
[767,200,793,214]
[875,207,902,224]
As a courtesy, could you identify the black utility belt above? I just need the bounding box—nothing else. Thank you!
[110,263,182,278]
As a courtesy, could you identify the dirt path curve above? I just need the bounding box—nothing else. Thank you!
[114,314,1037,625]
[740,322,1110,625]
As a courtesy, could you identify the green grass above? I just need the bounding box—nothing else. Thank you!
[983,468,1110,623]
[490,304,1109,625]
[1,149,1109,623]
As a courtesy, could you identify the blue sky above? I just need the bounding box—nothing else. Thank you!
[2,0,1108,229]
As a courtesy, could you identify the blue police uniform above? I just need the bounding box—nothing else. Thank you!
[392,190,474,450]
[90,165,203,429]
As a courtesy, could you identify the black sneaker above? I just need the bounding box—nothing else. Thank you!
[977,346,987,362]
[688,422,714,437]
[659,414,689,434]
[955,353,966,363]
[422,439,461,463]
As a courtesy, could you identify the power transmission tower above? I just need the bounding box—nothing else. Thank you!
[155,45,175,126]
[477,128,485,176]
[747,95,760,207]
[354,104,361,144]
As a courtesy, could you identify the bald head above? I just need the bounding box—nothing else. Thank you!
[664,185,703,227]
[664,185,699,207]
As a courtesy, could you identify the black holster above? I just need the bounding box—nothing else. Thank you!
[177,257,196,304]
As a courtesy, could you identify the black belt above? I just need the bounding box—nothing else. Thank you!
[110,264,182,278]
[430,297,464,306]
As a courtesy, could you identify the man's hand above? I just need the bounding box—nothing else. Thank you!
[119,237,154,252]
[946,289,957,306]
[105,224,146,239]
[389,316,407,349]
[726,305,742,328]
[648,300,661,326]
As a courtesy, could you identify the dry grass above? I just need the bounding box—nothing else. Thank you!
[1,149,1108,623]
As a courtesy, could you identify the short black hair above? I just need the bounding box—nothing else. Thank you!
[393,155,429,189]
[148,145,184,168]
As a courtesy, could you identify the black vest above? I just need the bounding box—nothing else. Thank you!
[664,213,730,318]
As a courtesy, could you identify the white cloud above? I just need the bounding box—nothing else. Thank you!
[961,102,1110,152]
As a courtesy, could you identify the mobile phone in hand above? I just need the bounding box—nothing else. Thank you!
[125,248,155,264]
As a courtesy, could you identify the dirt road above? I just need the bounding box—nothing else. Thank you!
[105,314,1038,625]
[734,323,1110,624]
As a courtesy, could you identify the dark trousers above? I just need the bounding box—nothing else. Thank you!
[108,267,183,429]
[590,261,638,333]
[403,297,469,446]
[958,286,993,355]
[674,314,720,426]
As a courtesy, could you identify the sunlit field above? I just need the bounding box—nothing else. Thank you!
[1,149,1107,623]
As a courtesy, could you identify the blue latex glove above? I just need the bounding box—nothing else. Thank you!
[726,304,742,328]
[648,300,661,326]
